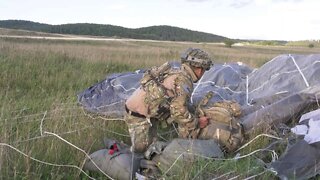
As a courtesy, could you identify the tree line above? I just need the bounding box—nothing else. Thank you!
[0,20,227,42]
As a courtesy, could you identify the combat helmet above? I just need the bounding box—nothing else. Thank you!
[181,48,213,70]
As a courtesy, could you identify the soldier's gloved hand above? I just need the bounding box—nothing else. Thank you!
[199,116,209,128]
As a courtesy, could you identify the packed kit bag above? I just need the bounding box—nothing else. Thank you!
[198,98,244,152]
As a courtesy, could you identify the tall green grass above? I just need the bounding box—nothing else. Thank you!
[0,40,133,179]
[0,37,319,179]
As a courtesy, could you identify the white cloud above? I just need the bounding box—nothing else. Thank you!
[109,4,128,11]
[229,0,254,8]
[1,0,319,40]
[185,0,211,2]
[272,0,303,3]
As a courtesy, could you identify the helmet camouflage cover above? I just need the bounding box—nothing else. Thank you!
[181,48,213,70]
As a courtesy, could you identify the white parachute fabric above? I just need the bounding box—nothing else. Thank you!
[78,54,320,132]
[291,108,320,144]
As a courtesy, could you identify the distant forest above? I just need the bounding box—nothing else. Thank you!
[0,20,227,42]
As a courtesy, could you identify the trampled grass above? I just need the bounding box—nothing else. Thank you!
[0,36,319,179]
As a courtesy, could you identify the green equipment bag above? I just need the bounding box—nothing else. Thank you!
[83,140,143,180]
[141,139,224,178]
[198,100,244,152]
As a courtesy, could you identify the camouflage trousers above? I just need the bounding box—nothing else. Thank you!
[124,114,158,153]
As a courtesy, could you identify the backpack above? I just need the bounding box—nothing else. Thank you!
[197,93,244,152]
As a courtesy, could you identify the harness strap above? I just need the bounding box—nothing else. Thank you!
[210,121,231,131]
[125,105,146,118]
[142,73,175,98]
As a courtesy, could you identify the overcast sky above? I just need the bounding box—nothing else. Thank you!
[1,0,319,41]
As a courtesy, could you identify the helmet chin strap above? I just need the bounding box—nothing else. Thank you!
[193,67,205,80]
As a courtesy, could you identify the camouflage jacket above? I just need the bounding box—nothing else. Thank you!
[125,63,199,138]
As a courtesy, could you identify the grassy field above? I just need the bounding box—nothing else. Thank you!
[0,28,65,37]
[0,35,320,179]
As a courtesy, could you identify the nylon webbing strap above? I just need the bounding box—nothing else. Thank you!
[289,54,310,88]
[246,75,250,105]
[210,121,231,131]
[125,105,146,118]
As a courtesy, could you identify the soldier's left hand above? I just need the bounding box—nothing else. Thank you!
[199,116,209,128]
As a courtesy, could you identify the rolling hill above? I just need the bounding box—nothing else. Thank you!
[0,20,227,42]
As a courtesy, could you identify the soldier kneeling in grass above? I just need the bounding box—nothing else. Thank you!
[124,47,213,153]
[84,48,244,179]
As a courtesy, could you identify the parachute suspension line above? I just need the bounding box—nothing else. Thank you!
[243,170,268,180]
[235,133,282,152]
[39,111,47,136]
[233,148,279,161]
[191,162,210,180]
[172,123,180,136]
[110,79,137,92]
[191,74,204,104]
[163,152,185,176]
[289,54,310,87]
[246,75,250,105]
[130,134,135,180]
[212,171,235,180]
[0,143,95,180]
[44,131,114,179]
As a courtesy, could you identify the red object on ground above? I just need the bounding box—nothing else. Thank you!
[108,143,119,155]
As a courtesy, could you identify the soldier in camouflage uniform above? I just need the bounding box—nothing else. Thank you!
[125,48,213,153]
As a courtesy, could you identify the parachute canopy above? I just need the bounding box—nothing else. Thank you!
[78,54,320,132]
[78,54,320,179]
